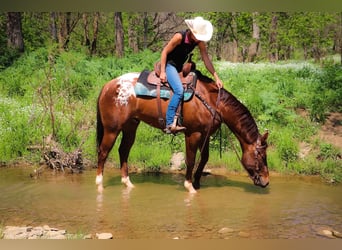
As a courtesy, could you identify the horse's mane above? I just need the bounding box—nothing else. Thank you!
[194,69,259,143]
[195,70,213,83]
[220,89,259,144]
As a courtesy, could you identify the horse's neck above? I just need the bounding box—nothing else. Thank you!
[219,90,259,150]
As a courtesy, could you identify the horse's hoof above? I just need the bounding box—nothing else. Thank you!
[184,180,197,194]
[193,182,200,190]
[121,176,135,188]
[96,174,103,185]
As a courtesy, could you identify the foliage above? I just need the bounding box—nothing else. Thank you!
[0,98,40,162]
[0,48,341,183]
[1,12,341,66]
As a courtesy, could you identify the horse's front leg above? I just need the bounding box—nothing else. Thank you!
[193,140,209,190]
[184,133,201,193]
[119,121,139,189]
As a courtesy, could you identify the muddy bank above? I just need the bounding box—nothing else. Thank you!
[3,224,342,240]
[2,225,113,239]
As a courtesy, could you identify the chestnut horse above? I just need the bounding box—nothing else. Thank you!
[95,71,269,193]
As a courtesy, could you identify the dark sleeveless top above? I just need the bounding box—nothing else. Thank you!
[166,30,198,72]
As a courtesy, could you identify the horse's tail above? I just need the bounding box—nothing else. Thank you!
[96,92,104,151]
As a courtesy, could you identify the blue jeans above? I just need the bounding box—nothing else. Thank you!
[166,64,184,126]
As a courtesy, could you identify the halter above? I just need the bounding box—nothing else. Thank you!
[254,138,267,169]
[229,135,267,183]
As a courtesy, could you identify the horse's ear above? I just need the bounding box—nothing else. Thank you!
[261,130,269,142]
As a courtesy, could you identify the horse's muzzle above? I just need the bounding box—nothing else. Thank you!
[253,175,269,188]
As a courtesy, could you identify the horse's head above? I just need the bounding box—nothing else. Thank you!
[242,131,269,188]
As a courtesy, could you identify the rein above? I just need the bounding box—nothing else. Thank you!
[190,85,222,169]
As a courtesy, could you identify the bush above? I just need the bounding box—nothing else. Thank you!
[318,143,341,160]
[272,128,299,166]
[308,62,342,122]
[0,98,39,162]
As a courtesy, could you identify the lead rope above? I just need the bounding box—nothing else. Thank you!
[226,131,242,163]
[192,87,222,174]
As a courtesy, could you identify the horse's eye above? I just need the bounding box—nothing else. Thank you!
[247,168,254,177]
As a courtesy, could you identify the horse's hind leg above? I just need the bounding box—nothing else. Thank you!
[119,119,140,188]
[96,129,119,189]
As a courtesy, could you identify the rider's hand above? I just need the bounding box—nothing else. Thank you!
[216,79,223,89]
[160,72,167,83]
[213,72,223,89]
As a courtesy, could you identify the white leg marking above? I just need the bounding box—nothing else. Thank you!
[96,174,103,185]
[121,176,135,188]
[184,180,197,194]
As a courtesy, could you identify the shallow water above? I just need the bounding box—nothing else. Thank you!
[0,167,341,239]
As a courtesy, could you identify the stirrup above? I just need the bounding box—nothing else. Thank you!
[164,125,186,134]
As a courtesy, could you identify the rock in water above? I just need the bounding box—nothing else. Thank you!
[96,233,113,239]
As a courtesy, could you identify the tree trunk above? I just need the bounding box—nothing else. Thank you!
[340,12,342,65]
[269,14,278,62]
[128,14,139,53]
[50,12,58,43]
[231,13,239,62]
[82,13,90,47]
[248,12,260,62]
[91,12,99,55]
[57,12,69,50]
[143,12,148,49]
[114,12,124,58]
[57,12,80,51]
[6,12,24,52]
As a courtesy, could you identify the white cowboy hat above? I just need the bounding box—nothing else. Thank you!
[185,16,213,42]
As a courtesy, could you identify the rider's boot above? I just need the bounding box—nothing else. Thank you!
[164,116,186,134]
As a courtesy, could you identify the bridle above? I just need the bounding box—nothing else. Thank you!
[251,138,267,183]
[229,134,267,183]
[254,138,267,171]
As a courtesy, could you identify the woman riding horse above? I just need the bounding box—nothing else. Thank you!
[160,16,223,134]
[95,18,270,194]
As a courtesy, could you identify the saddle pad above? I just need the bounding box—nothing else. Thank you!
[134,70,194,101]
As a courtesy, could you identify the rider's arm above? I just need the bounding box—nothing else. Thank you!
[160,33,182,82]
[198,42,223,88]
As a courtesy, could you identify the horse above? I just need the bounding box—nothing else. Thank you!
[95,70,269,193]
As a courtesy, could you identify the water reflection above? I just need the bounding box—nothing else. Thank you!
[96,190,103,212]
[184,193,196,207]
[121,186,133,201]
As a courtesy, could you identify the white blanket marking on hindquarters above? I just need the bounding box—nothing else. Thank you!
[115,73,138,106]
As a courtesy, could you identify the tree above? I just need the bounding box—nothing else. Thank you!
[56,12,81,50]
[6,12,24,53]
[50,12,58,43]
[269,13,278,62]
[127,13,139,53]
[82,12,99,55]
[206,12,231,61]
[247,12,260,62]
[91,12,100,56]
[229,13,240,62]
[114,12,124,58]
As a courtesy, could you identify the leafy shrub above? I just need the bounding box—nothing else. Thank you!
[0,98,39,162]
[272,128,299,166]
[318,143,341,160]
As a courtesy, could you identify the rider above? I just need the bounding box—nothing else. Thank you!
[160,16,223,134]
